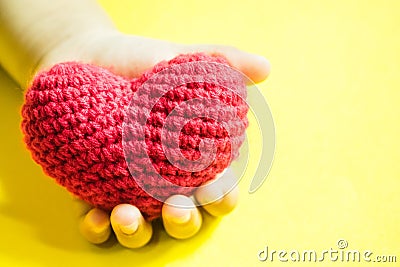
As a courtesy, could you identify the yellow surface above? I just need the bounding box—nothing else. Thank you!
[1,0,399,266]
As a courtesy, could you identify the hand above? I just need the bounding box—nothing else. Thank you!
[38,30,270,83]
[39,30,270,248]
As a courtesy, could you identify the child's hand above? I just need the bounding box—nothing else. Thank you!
[37,31,271,248]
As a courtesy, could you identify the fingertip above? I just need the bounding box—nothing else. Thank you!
[194,169,236,206]
[162,195,202,239]
[163,207,192,224]
[200,185,239,217]
[225,49,271,84]
[110,204,141,233]
[195,169,240,217]
[195,180,225,206]
[181,44,271,83]
[246,54,271,83]
[110,204,153,248]
[163,195,196,224]
[80,208,111,244]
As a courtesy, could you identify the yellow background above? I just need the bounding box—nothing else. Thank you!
[0,0,399,266]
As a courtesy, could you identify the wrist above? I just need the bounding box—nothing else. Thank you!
[0,0,118,88]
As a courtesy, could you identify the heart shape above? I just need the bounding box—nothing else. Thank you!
[21,53,248,220]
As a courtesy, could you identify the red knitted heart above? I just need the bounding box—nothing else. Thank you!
[21,53,248,220]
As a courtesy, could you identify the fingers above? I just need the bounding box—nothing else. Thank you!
[79,208,112,244]
[195,169,239,216]
[110,204,153,248]
[78,201,153,248]
[76,170,239,247]
[178,44,271,83]
[162,195,202,239]
[74,197,112,244]
[78,176,237,247]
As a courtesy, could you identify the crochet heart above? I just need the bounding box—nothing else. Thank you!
[21,53,248,220]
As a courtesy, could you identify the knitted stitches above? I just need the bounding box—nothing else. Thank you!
[21,53,248,220]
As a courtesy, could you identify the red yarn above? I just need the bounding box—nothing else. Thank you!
[21,53,248,220]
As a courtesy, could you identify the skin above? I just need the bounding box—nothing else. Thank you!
[0,0,270,248]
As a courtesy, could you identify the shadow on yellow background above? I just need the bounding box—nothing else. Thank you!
[1,0,399,266]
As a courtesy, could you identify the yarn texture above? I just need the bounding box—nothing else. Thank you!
[21,53,248,220]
